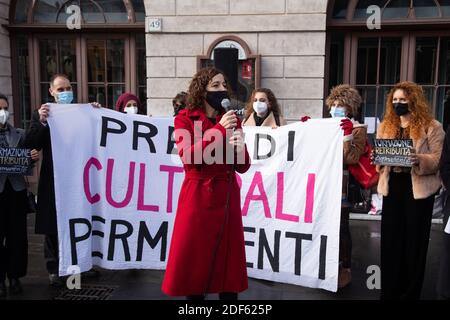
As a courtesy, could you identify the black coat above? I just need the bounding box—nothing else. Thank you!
[438,126,450,299]
[25,110,57,235]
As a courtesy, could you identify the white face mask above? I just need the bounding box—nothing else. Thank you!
[0,109,9,125]
[330,106,346,118]
[124,106,138,114]
[253,101,268,114]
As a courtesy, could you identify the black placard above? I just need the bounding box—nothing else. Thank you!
[373,139,413,167]
[0,147,33,175]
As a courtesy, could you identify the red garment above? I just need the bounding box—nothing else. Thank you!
[340,118,354,136]
[162,108,251,296]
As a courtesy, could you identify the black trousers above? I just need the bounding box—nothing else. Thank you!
[339,207,352,269]
[44,234,59,275]
[0,180,28,282]
[380,172,435,300]
[437,207,450,299]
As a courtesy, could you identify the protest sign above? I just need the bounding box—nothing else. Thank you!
[48,104,342,292]
[373,139,413,167]
[0,147,33,175]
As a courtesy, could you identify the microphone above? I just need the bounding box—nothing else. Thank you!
[221,98,236,131]
[221,98,231,111]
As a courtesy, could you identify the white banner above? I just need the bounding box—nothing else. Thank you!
[48,104,342,292]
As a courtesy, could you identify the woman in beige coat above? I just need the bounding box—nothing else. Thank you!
[242,88,287,128]
[376,81,444,300]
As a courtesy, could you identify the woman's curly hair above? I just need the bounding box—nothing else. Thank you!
[325,84,362,118]
[381,81,433,140]
[186,67,232,112]
[244,88,282,122]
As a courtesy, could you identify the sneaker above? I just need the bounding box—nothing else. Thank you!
[8,278,23,295]
[338,268,352,288]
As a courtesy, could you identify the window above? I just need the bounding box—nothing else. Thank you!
[9,0,146,128]
[355,38,402,126]
[329,0,450,23]
[198,37,261,110]
[328,33,345,89]
[131,0,145,22]
[136,34,147,112]
[33,0,137,24]
[13,35,31,129]
[13,0,31,23]
[414,37,450,128]
[39,38,78,103]
[327,0,450,131]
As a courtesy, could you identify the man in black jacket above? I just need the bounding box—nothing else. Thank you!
[25,74,100,286]
[438,124,450,300]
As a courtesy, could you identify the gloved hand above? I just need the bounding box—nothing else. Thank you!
[300,116,311,122]
[340,118,353,140]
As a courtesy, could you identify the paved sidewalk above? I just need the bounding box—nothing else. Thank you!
[4,214,445,300]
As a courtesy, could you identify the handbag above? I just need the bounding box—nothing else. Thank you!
[348,140,379,189]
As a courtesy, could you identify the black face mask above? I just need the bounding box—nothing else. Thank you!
[393,102,409,116]
[206,91,229,110]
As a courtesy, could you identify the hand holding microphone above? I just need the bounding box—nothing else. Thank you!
[219,99,237,130]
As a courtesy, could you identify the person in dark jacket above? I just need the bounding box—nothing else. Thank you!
[0,94,39,298]
[172,91,188,116]
[25,74,101,286]
[438,125,450,300]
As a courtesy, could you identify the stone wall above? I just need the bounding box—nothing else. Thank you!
[144,0,328,120]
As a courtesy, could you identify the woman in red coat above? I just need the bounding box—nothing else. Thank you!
[162,67,251,300]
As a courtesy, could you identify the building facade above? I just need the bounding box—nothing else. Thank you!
[3,0,450,128]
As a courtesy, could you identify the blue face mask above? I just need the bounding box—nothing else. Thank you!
[57,91,74,104]
[330,106,346,118]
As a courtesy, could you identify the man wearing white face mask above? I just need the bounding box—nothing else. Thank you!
[0,94,39,298]
[242,88,287,128]
[25,74,101,287]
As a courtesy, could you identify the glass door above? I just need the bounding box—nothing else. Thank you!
[30,33,141,119]
[86,38,127,109]
[352,36,402,137]
[36,36,79,103]
[412,36,450,129]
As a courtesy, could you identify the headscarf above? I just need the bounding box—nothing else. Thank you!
[115,93,145,115]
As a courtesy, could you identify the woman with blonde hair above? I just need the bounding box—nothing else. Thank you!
[376,81,444,299]
[242,88,287,127]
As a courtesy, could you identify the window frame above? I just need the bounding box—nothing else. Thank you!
[325,29,450,120]
[327,0,450,29]
[9,0,144,28]
[197,35,262,107]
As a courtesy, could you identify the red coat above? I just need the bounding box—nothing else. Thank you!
[162,108,251,296]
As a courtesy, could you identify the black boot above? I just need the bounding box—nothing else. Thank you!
[49,274,64,288]
[219,292,238,300]
[0,281,6,299]
[9,278,23,295]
